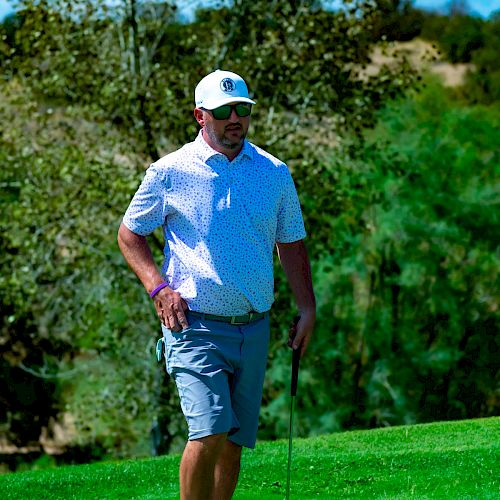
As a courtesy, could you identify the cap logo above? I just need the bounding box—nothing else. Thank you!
[220,78,236,93]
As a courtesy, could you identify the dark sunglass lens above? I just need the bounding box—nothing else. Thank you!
[212,105,232,120]
[235,104,252,117]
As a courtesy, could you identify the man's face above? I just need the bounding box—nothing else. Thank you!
[195,102,251,153]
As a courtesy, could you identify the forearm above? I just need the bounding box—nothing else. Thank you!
[117,223,164,294]
[118,223,188,331]
[276,239,315,355]
[276,239,316,314]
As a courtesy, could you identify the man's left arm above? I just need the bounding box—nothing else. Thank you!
[276,239,316,357]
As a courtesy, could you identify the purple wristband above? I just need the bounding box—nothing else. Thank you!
[149,282,169,299]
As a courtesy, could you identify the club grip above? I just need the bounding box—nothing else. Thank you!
[290,315,301,397]
[291,346,301,397]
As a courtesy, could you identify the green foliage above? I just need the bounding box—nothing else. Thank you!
[461,13,500,104]
[272,76,499,437]
[0,0,421,463]
[199,0,418,144]
[416,9,500,105]
[421,13,485,63]
[3,0,417,154]
[417,10,499,103]
[1,0,498,468]
[0,80,185,458]
[0,418,498,498]
[370,0,426,41]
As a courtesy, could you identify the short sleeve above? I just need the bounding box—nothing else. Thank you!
[275,169,307,243]
[122,165,169,236]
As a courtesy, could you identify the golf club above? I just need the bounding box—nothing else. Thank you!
[286,316,301,500]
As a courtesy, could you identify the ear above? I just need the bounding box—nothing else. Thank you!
[194,108,206,127]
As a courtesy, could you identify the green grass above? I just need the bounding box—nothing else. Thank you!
[1,418,498,499]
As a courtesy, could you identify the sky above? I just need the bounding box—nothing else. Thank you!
[0,0,499,21]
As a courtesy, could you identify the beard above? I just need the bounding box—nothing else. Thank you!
[205,123,246,150]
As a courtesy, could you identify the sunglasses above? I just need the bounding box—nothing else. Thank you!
[205,103,252,120]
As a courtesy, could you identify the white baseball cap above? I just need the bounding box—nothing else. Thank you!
[195,70,256,110]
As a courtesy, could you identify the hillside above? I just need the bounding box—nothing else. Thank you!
[1,418,498,499]
[364,38,473,87]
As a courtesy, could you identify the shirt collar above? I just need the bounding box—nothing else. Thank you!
[195,130,254,163]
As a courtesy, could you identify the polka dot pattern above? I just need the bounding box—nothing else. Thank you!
[123,131,306,315]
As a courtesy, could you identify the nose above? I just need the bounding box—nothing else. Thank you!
[228,108,240,122]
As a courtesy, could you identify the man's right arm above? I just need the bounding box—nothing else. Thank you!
[117,223,188,331]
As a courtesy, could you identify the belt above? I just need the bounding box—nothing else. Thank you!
[188,310,268,325]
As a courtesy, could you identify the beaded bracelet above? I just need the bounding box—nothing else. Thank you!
[149,282,169,299]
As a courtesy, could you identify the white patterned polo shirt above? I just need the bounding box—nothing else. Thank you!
[123,131,306,315]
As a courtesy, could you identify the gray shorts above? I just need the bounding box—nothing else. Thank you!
[161,312,270,448]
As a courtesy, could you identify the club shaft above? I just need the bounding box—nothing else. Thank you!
[286,395,295,499]
[286,316,301,499]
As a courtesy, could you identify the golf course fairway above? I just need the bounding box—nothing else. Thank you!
[1,417,498,499]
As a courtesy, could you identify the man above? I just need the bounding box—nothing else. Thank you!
[118,70,315,499]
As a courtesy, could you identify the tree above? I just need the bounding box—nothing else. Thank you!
[279,78,500,436]
[0,79,186,460]
[1,0,423,463]
[370,0,425,41]
[463,13,500,103]
[420,9,484,63]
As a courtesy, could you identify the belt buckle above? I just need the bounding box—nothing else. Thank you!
[231,315,246,325]
[232,313,255,325]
